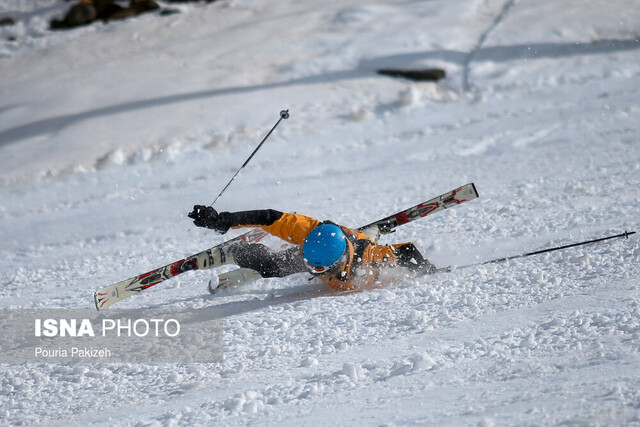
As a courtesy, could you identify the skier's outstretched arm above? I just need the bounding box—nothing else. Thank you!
[188,206,321,245]
[188,206,283,232]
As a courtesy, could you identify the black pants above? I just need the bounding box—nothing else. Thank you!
[230,244,307,278]
[230,243,435,277]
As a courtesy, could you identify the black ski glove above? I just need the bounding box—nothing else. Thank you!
[188,205,232,234]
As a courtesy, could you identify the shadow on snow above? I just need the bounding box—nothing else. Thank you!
[1,38,638,147]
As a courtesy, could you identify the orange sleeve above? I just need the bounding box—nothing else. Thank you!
[257,212,321,245]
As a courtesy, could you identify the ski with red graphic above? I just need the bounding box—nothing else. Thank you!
[94,228,268,310]
[360,183,479,234]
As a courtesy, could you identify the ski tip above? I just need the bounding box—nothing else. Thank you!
[93,291,105,311]
[208,278,218,294]
[468,182,479,198]
[209,277,228,294]
[94,289,116,311]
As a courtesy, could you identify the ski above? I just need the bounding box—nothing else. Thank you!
[94,228,268,310]
[360,183,479,234]
[209,268,265,294]
[209,183,478,290]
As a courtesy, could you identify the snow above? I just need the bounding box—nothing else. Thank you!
[1,0,640,425]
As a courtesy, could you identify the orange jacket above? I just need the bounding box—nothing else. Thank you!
[232,212,405,290]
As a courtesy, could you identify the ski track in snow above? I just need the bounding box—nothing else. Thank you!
[1,0,640,425]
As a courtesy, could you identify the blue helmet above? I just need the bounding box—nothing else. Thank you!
[302,224,347,269]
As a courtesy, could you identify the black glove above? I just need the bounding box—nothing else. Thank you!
[188,205,232,234]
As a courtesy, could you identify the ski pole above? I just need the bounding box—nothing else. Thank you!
[459,230,636,269]
[210,109,289,206]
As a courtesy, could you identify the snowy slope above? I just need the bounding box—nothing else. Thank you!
[1,0,640,425]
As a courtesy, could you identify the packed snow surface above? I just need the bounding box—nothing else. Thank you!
[1,0,640,425]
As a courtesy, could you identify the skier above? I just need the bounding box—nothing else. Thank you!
[188,206,437,290]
